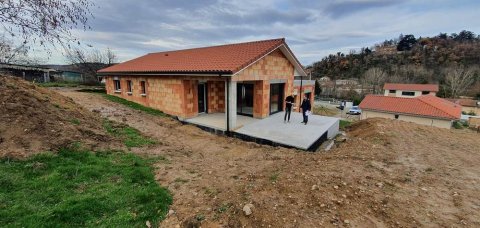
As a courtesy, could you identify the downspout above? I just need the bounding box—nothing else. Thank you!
[299,75,303,112]
[225,76,230,132]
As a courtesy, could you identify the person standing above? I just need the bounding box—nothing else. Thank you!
[284,94,294,123]
[301,95,311,125]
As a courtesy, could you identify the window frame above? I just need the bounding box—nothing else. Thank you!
[401,91,415,96]
[113,79,121,92]
[140,81,147,96]
[126,80,133,94]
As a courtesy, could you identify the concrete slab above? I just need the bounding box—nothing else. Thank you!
[184,113,257,130]
[234,112,339,150]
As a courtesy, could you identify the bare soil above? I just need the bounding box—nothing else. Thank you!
[56,88,480,228]
[0,75,117,158]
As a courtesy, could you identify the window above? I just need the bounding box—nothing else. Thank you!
[401,91,415,96]
[422,91,430,95]
[127,80,132,94]
[114,80,121,91]
[394,114,399,119]
[140,81,147,95]
[389,90,396,93]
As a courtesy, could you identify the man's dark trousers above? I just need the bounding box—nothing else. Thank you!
[284,105,292,121]
[302,110,308,123]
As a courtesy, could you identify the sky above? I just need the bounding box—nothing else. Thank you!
[31,0,480,66]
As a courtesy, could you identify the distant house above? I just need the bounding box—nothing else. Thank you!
[383,83,439,98]
[336,79,359,86]
[359,95,461,129]
[446,98,479,115]
[0,63,54,82]
[98,38,312,131]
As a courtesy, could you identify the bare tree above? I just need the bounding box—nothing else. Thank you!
[362,67,386,94]
[106,48,117,65]
[0,0,93,47]
[444,67,477,98]
[0,36,44,65]
[66,47,116,82]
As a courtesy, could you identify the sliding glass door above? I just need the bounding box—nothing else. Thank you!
[237,83,254,116]
[198,83,207,113]
[270,83,284,114]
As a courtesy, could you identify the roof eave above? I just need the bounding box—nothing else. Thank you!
[97,70,233,76]
[361,108,458,120]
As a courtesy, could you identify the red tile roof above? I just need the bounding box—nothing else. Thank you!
[383,83,439,92]
[359,95,461,120]
[98,38,301,75]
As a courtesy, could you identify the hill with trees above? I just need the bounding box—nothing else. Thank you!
[309,30,480,99]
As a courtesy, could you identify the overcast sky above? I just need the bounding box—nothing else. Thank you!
[37,0,480,65]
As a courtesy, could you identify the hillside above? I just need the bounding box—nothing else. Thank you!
[309,30,480,99]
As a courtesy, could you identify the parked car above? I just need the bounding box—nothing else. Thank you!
[347,106,362,115]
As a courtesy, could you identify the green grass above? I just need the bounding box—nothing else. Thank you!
[270,173,279,182]
[0,147,172,227]
[38,81,82,88]
[103,94,167,117]
[339,120,352,130]
[70,118,81,125]
[103,120,156,148]
[77,88,106,93]
[452,121,464,129]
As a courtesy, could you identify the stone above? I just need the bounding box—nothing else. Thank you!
[421,187,428,191]
[344,219,350,224]
[376,182,383,188]
[146,220,151,228]
[333,185,339,189]
[168,210,175,216]
[311,185,319,191]
[243,203,254,216]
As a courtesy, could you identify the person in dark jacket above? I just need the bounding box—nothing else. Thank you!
[284,94,294,123]
[300,95,311,125]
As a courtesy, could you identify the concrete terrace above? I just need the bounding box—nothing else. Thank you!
[185,112,340,151]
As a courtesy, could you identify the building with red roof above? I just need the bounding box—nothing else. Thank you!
[98,38,311,131]
[383,83,439,98]
[359,95,461,129]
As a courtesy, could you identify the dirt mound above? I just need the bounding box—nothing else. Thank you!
[0,75,113,158]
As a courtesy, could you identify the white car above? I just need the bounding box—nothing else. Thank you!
[347,106,362,115]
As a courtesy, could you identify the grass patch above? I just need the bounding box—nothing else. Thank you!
[174,178,189,183]
[0,147,172,227]
[77,88,106,93]
[313,105,338,117]
[38,81,82,88]
[103,120,155,148]
[70,118,81,125]
[452,121,464,129]
[103,94,166,117]
[339,120,352,130]
[270,173,279,182]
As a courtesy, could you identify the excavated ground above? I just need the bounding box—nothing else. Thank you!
[55,88,480,228]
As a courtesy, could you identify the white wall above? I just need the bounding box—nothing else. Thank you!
[383,90,435,98]
[361,110,452,129]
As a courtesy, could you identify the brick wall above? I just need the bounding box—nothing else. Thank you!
[207,81,225,113]
[104,75,224,118]
[234,49,295,118]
